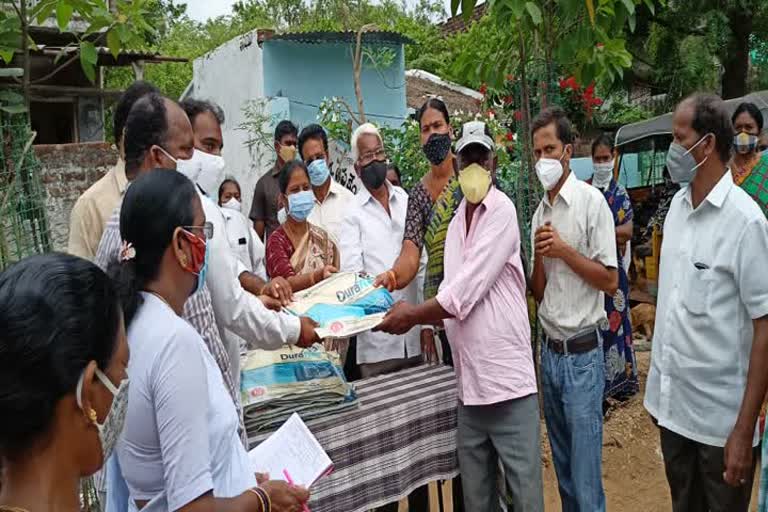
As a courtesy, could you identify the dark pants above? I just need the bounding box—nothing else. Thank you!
[376,486,429,512]
[659,426,757,512]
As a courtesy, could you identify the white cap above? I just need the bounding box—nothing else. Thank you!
[456,121,495,154]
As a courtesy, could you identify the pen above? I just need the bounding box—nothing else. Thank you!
[283,468,311,512]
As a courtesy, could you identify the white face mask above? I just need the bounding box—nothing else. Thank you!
[76,367,129,461]
[176,149,226,196]
[592,161,614,189]
[221,198,241,212]
[277,207,287,225]
[535,146,569,191]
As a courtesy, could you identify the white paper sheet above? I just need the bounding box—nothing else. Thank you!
[247,412,333,488]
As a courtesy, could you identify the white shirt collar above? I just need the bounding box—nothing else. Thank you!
[682,170,734,210]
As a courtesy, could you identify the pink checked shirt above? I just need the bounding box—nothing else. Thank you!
[436,187,537,406]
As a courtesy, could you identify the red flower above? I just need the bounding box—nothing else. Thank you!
[479,83,488,95]
[559,78,567,90]
[596,42,605,49]
[506,74,515,82]
[594,97,604,106]
[564,76,579,91]
[505,132,514,141]
[584,82,596,98]
[609,311,622,332]
[514,110,523,121]
[503,95,514,105]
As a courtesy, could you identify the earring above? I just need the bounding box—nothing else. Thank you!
[88,408,98,424]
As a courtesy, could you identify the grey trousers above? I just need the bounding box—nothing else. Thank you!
[458,393,544,512]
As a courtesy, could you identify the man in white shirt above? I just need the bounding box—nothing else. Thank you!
[339,123,428,378]
[530,107,618,512]
[644,94,768,512]
[179,98,318,390]
[299,124,354,243]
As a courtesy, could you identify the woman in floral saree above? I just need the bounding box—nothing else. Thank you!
[590,134,639,403]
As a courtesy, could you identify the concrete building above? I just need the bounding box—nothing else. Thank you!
[187,28,412,211]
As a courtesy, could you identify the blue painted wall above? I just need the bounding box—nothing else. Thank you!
[262,40,407,130]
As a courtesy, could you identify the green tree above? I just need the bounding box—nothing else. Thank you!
[630,0,768,99]
[0,0,152,109]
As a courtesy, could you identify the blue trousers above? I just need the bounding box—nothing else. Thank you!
[542,333,606,512]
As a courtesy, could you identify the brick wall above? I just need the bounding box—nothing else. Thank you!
[439,3,488,35]
[34,142,118,251]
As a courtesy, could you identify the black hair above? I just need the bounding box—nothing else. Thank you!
[687,94,733,163]
[531,106,574,145]
[275,120,298,142]
[113,81,160,146]
[298,124,329,160]
[416,98,450,127]
[387,163,401,181]
[123,94,169,177]
[278,160,310,194]
[218,178,241,200]
[591,133,614,156]
[108,170,197,326]
[732,102,764,132]
[0,253,121,460]
[181,98,225,126]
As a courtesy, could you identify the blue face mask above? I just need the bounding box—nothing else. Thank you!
[287,190,316,222]
[307,159,330,186]
[195,242,210,295]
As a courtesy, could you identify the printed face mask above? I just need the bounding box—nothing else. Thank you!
[458,163,492,204]
[733,132,758,155]
[592,161,614,189]
[221,198,241,212]
[287,190,316,222]
[360,160,388,190]
[422,133,452,166]
[666,134,710,184]
[180,229,209,295]
[307,159,331,187]
[76,368,129,461]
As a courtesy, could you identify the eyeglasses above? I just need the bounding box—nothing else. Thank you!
[358,148,387,166]
[182,221,214,240]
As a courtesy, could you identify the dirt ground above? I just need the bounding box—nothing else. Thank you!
[541,351,760,512]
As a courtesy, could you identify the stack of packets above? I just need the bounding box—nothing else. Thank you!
[285,271,395,338]
[241,343,359,433]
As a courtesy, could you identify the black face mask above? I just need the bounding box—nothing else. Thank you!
[422,133,452,166]
[361,159,388,190]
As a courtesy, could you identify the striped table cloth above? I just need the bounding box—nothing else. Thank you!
[247,363,460,512]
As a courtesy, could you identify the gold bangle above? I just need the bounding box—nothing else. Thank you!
[248,488,265,511]
[263,489,272,512]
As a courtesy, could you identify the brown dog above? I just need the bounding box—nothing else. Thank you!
[630,303,656,340]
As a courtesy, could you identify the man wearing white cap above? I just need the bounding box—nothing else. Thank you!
[377,121,543,511]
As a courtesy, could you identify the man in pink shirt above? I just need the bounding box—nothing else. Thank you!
[377,121,543,511]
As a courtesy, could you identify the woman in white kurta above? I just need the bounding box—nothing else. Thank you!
[219,178,267,279]
[109,170,308,512]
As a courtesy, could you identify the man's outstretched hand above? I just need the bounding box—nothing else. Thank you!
[375,301,416,335]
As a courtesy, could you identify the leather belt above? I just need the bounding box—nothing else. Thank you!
[545,330,598,355]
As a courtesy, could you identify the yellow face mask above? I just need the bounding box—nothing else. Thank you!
[458,163,492,204]
[278,144,297,162]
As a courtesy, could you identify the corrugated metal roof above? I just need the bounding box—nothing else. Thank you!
[264,30,413,45]
[32,45,188,65]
